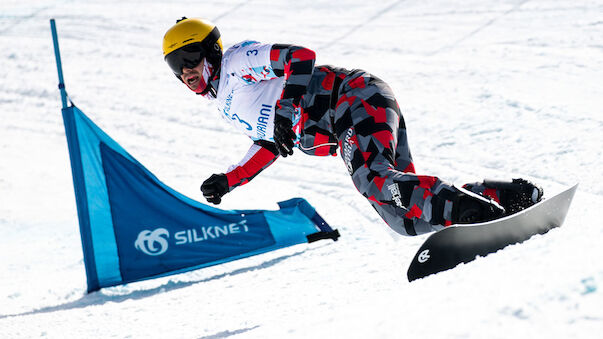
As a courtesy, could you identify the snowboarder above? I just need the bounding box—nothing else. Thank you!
[162,17,543,236]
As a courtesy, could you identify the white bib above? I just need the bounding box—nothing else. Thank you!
[215,41,285,141]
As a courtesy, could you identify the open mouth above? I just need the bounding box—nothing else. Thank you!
[185,75,200,89]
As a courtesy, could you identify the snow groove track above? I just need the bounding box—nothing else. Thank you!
[211,1,254,23]
[318,0,408,50]
[428,0,532,55]
[1,1,602,338]
[0,5,53,34]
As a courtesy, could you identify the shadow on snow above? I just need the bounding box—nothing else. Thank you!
[1,249,310,320]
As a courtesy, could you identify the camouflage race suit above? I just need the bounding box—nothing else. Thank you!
[219,43,505,236]
[314,67,459,235]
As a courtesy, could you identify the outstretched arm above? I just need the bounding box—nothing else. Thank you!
[200,140,279,204]
[225,140,279,189]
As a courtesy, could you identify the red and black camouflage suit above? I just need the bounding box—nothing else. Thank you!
[220,43,501,236]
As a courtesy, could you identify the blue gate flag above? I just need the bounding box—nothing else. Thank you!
[51,19,338,293]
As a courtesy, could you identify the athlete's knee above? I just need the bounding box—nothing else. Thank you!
[371,202,438,236]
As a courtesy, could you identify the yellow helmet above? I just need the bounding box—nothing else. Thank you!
[163,17,223,96]
[162,17,223,57]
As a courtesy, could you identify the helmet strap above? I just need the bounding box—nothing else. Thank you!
[197,47,222,98]
[198,67,220,98]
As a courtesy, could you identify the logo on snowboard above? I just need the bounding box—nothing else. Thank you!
[418,249,431,263]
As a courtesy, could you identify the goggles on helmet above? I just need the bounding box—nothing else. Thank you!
[165,42,206,77]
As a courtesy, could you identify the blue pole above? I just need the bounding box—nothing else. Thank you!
[50,19,68,109]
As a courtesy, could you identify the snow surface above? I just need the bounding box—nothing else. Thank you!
[1,0,603,338]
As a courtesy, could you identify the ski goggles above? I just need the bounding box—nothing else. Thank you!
[165,42,205,76]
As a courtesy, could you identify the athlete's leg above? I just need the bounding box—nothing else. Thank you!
[333,72,503,235]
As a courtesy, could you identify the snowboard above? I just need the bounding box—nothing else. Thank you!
[407,184,578,281]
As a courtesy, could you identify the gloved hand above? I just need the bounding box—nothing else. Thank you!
[200,174,229,205]
[273,117,296,157]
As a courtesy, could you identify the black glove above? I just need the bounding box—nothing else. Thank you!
[273,117,296,157]
[200,174,229,205]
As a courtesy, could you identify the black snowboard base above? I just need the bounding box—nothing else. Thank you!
[407,184,578,281]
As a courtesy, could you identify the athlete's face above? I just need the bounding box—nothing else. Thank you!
[180,59,205,91]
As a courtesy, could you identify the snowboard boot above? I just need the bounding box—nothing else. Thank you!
[451,186,506,224]
[466,178,544,216]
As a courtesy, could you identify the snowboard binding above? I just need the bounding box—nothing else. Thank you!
[451,186,505,224]
[480,178,544,215]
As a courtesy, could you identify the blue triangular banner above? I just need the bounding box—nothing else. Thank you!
[62,105,338,292]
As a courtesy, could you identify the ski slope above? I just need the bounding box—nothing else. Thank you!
[1,0,602,338]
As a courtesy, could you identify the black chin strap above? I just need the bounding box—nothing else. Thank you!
[198,67,221,98]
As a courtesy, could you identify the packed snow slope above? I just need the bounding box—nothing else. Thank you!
[1,0,602,338]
